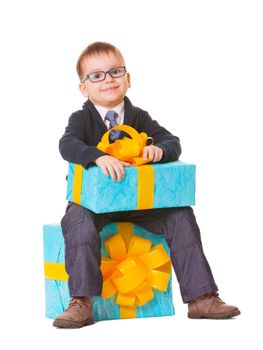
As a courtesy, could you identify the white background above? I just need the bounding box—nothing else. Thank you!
[0,0,262,348]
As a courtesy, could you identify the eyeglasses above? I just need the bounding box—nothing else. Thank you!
[81,66,127,83]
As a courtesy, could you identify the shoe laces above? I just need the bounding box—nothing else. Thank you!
[213,293,224,303]
[206,292,225,307]
[66,298,85,311]
[196,292,222,302]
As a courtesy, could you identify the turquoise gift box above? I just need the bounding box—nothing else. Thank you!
[66,160,196,213]
[43,222,175,321]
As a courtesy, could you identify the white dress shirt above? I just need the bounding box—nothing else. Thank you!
[94,101,125,129]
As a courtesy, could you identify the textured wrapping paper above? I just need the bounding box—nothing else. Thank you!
[66,161,196,213]
[43,223,175,321]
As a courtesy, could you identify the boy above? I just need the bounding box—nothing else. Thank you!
[54,42,240,328]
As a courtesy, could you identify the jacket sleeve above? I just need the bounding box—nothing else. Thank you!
[59,112,107,168]
[139,112,182,162]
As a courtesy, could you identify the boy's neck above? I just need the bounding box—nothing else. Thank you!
[94,100,124,113]
[93,99,125,110]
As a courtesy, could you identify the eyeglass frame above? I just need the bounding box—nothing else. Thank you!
[81,66,127,84]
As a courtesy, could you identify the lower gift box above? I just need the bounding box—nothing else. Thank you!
[43,222,175,321]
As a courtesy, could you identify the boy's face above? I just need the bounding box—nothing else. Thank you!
[79,52,131,109]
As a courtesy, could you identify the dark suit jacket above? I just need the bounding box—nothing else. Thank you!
[59,96,181,168]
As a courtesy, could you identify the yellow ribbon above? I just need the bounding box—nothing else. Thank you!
[97,124,154,165]
[44,262,68,282]
[44,222,172,319]
[72,163,83,205]
[137,165,154,209]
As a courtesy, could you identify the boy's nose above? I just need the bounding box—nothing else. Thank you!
[105,72,114,82]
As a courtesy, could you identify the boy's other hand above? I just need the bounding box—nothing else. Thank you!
[95,155,130,181]
[143,145,163,163]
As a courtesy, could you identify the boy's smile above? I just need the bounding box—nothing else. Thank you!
[101,86,119,92]
[79,53,131,109]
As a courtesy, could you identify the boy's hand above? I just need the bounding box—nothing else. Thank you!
[143,145,163,163]
[95,155,130,181]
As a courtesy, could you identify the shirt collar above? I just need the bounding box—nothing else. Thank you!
[94,101,125,122]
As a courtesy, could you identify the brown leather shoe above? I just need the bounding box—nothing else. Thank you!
[53,296,94,328]
[188,292,241,319]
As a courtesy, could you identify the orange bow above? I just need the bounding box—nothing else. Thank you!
[100,223,172,318]
[97,125,154,165]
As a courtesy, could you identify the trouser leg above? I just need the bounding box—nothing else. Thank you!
[60,202,110,297]
[61,202,218,302]
[122,206,218,303]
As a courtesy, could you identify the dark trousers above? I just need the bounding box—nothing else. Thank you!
[61,202,218,303]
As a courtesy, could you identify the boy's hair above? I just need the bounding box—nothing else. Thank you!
[76,41,125,81]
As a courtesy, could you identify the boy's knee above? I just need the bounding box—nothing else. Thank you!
[164,206,201,249]
[61,202,84,232]
[61,202,99,248]
[163,206,193,226]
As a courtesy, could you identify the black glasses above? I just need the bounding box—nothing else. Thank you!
[81,66,127,83]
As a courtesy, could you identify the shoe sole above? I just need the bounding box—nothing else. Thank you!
[53,317,94,328]
[188,309,241,320]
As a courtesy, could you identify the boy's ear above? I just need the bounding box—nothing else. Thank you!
[79,83,88,97]
[127,73,131,88]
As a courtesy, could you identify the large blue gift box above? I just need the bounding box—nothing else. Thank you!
[43,222,175,321]
[66,161,196,213]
